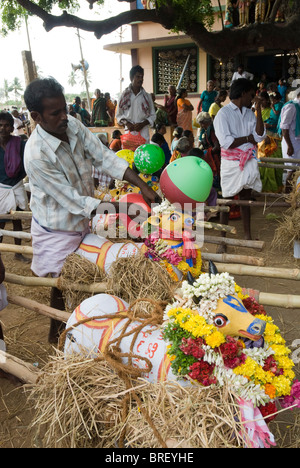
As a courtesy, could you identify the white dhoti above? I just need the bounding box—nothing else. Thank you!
[220,149,262,198]
[31,217,90,278]
[0,180,28,214]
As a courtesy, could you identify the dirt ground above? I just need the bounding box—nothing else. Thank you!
[0,201,299,448]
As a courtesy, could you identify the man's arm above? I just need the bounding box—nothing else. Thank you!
[282,129,294,156]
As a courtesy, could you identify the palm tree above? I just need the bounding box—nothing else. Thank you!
[68,70,77,87]
[9,77,23,102]
[1,80,11,102]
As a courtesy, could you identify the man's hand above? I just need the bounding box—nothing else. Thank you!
[122,167,162,208]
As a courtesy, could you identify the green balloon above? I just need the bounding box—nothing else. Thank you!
[166,156,213,202]
[134,144,165,174]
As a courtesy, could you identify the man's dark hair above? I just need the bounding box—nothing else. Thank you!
[24,77,65,114]
[229,78,255,100]
[0,111,14,127]
[130,65,144,81]
[151,133,165,145]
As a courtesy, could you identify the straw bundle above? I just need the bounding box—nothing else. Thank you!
[28,350,245,449]
[273,172,300,252]
[60,253,106,312]
[106,253,178,310]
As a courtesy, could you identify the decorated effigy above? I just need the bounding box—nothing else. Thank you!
[59,261,298,448]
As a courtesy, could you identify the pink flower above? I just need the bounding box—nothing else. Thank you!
[281,380,300,409]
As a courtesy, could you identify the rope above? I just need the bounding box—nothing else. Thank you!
[58,297,168,448]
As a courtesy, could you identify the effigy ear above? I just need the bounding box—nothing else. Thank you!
[209,260,219,276]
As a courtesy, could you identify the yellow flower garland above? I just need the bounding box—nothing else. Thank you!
[166,304,295,401]
[163,248,203,282]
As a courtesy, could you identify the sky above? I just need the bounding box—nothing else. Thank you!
[0,1,132,102]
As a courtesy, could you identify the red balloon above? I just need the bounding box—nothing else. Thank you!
[119,193,151,212]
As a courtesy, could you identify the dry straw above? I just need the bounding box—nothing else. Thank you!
[28,350,247,449]
[272,171,300,251]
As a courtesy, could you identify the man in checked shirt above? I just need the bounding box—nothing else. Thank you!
[24,77,160,343]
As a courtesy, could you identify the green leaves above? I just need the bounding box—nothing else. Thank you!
[0,0,80,35]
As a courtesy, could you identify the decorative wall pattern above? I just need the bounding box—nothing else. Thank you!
[154,46,198,94]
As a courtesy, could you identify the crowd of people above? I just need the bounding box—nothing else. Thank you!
[0,64,300,357]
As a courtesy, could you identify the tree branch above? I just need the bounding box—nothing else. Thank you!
[16,0,161,37]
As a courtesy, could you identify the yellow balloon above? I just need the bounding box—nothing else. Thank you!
[116,149,134,167]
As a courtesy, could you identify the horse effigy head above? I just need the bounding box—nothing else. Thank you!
[183,262,266,341]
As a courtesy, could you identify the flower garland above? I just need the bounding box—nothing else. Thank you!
[144,235,202,281]
[163,273,297,417]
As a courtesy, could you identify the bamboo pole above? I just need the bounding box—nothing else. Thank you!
[0,351,39,384]
[196,221,237,234]
[0,211,32,220]
[4,272,108,294]
[0,229,31,240]
[0,244,33,255]
[201,252,264,266]
[7,295,70,322]
[258,162,300,171]
[203,235,265,250]
[242,289,300,309]
[217,198,290,208]
[206,262,300,280]
[259,157,300,163]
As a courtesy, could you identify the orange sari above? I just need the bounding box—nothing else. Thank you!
[177,98,193,131]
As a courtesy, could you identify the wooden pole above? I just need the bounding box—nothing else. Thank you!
[0,211,32,221]
[7,295,70,322]
[0,229,31,241]
[196,221,237,234]
[258,162,300,171]
[0,351,39,384]
[259,157,300,163]
[0,244,33,255]
[217,198,290,208]
[207,262,300,280]
[4,272,108,294]
[242,289,300,309]
[204,235,265,250]
[201,252,264,266]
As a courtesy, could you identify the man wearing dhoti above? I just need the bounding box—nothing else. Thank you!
[0,111,29,262]
[214,78,266,243]
[24,78,160,342]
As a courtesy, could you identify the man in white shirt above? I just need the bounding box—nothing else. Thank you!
[116,65,156,143]
[24,77,160,342]
[214,78,265,243]
[231,65,254,84]
[11,109,26,138]
[279,87,300,192]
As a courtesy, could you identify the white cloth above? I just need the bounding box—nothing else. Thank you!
[214,101,265,196]
[0,180,28,214]
[116,89,156,143]
[220,157,262,197]
[279,98,300,161]
[31,217,90,277]
[0,283,8,311]
[231,71,254,83]
[12,117,25,136]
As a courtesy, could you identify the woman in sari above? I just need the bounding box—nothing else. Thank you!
[176,89,194,131]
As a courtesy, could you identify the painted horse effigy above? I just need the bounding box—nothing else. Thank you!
[64,261,298,448]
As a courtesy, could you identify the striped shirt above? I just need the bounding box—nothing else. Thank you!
[24,116,128,232]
